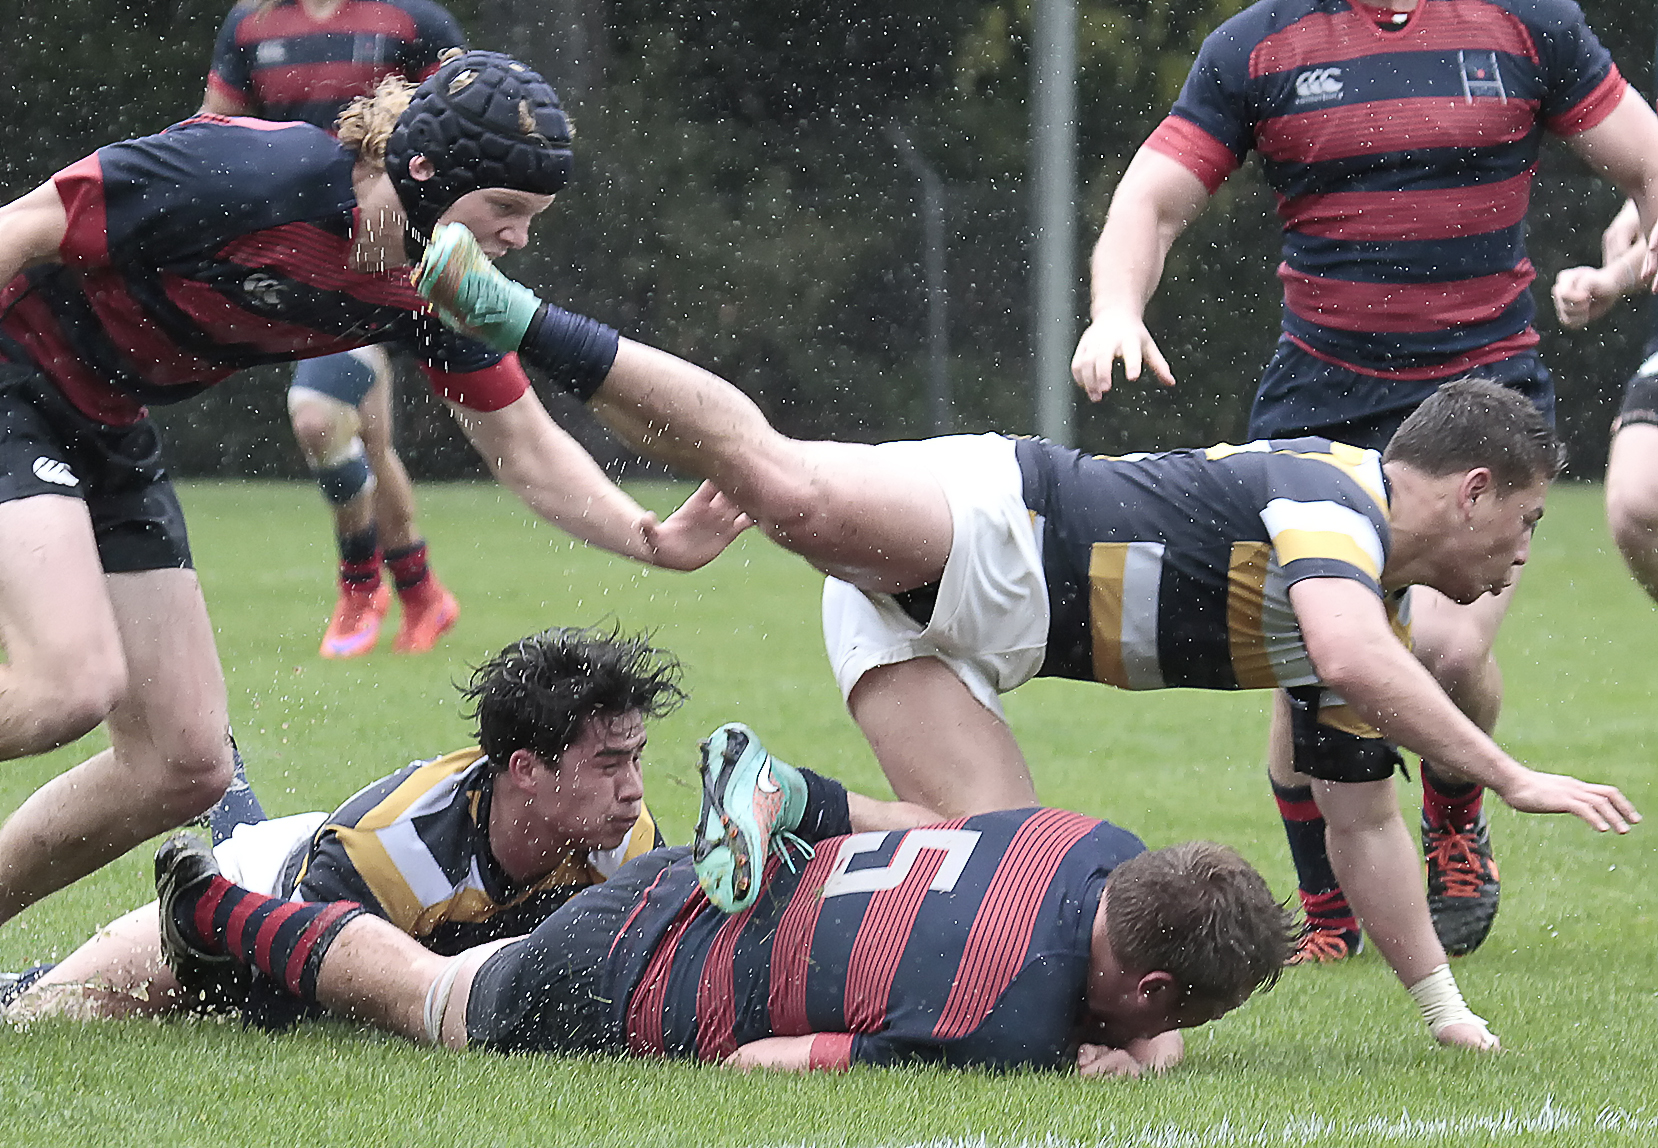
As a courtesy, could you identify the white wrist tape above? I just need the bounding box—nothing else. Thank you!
[422,953,472,1045]
[420,937,521,1046]
[1407,963,1489,1038]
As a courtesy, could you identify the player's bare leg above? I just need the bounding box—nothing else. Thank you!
[8,902,179,1020]
[849,658,1037,816]
[0,566,234,925]
[0,495,127,757]
[1605,423,1658,601]
[593,341,954,592]
[355,359,417,552]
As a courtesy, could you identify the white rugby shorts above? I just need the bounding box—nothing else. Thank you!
[213,812,329,897]
[821,433,1049,718]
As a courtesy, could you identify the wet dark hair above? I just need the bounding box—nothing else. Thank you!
[1105,841,1295,1009]
[460,625,685,769]
[1382,379,1565,487]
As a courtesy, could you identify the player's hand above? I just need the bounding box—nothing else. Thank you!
[413,222,541,351]
[1496,769,1640,833]
[1436,1020,1501,1051]
[638,480,752,570]
[1076,1043,1145,1078]
[1070,311,1176,401]
[1551,266,1625,329]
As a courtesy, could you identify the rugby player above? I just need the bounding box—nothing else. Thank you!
[410,234,1640,1049]
[0,51,745,942]
[150,795,1294,1076]
[1068,0,1658,963]
[201,0,470,658]
[2,626,677,1021]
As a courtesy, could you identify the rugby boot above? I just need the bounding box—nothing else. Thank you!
[320,580,390,659]
[392,576,460,654]
[1423,807,1500,956]
[1287,924,1364,965]
[0,963,55,1010]
[1286,886,1363,965]
[692,723,810,913]
[413,223,540,351]
[154,833,234,980]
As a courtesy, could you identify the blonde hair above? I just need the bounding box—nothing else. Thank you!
[336,74,416,165]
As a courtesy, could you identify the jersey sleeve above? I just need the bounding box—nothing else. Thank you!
[415,347,531,411]
[206,4,258,110]
[400,0,468,80]
[1152,17,1259,191]
[1259,453,1390,595]
[1524,0,1623,133]
[289,825,392,920]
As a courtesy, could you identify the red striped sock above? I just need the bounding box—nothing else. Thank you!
[183,875,364,999]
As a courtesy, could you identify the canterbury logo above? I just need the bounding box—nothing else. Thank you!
[756,763,781,794]
[32,457,78,487]
[1294,67,1343,101]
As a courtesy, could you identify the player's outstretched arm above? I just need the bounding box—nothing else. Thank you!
[446,392,746,570]
[726,1034,847,1072]
[1291,578,1640,832]
[1072,148,1209,400]
[1566,92,1658,294]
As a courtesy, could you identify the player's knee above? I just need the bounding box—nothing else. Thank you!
[1606,487,1658,557]
[315,446,377,507]
[150,736,237,820]
[288,394,359,460]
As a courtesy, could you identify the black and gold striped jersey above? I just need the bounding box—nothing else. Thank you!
[280,748,661,955]
[1017,435,1409,706]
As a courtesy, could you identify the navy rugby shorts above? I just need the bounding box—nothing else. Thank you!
[0,361,192,573]
[465,847,684,1055]
[1248,340,1554,452]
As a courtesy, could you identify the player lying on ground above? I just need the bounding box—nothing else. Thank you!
[410,229,1641,1050]
[2,635,935,1023]
[149,785,1293,1076]
[1,626,677,1020]
[0,51,746,944]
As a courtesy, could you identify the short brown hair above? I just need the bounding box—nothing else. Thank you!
[336,74,417,166]
[1382,379,1564,487]
[1105,841,1294,1008]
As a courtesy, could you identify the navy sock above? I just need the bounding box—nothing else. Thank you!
[204,736,267,846]
[796,768,853,842]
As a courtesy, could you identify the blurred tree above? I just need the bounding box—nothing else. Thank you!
[1,0,1653,475]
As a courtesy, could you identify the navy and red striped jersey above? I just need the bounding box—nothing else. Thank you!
[607,808,1145,1070]
[1147,0,1624,380]
[0,115,527,426]
[208,0,464,131]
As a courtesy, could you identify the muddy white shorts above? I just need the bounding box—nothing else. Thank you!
[821,434,1049,718]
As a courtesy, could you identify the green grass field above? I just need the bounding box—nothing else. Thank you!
[1,480,1654,1147]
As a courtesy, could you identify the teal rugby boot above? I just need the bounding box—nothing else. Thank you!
[692,723,810,913]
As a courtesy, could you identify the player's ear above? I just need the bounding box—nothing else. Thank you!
[1459,466,1495,514]
[1135,970,1179,1002]
[409,155,436,181]
[504,748,547,789]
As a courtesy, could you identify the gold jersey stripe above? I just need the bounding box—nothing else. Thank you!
[353,747,482,831]
[1317,701,1383,741]
[1270,528,1382,581]
[331,825,426,932]
[1088,543,1131,689]
[1227,541,1276,689]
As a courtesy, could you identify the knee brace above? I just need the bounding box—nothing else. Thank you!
[314,441,376,507]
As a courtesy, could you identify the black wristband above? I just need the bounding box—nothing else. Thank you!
[521,303,621,401]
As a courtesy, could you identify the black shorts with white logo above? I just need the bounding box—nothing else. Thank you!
[0,361,192,573]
